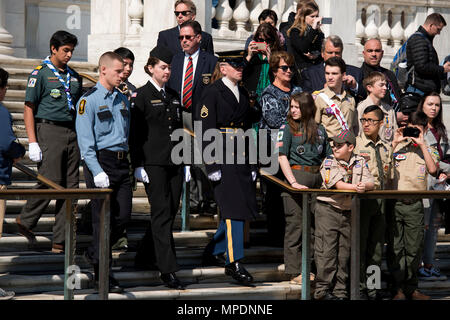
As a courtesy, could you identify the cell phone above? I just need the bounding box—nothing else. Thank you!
[321,17,332,24]
[403,127,420,138]
[254,42,266,51]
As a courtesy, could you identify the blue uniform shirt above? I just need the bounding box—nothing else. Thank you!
[75,82,130,177]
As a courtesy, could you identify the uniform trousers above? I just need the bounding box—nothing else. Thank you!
[314,201,351,299]
[136,165,182,274]
[19,122,79,244]
[386,200,424,296]
[83,150,132,266]
[205,219,245,265]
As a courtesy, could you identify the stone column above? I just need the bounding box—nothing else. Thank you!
[0,0,14,58]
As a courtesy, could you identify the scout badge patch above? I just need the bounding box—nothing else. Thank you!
[296,145,305,155]
[28,78,37,88]
[394,153,407,161]
[50,88,61,98]
[201,105,209,118]
[78,99,86,115]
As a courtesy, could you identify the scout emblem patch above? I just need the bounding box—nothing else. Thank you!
[296,145,305,155]
[50,88,61,98]
[202,74,211,85]
[394,153,407,161]
[201,105,209,118]
[277,131,284,141]
[28,78,37,88]
[78,99,86,115]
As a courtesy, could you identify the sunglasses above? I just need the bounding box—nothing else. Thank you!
[178,34,197,41]
[174,10,191,16]
[278,65,295,72]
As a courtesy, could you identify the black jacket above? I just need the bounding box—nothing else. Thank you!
[157,26,214,56]
[287,26,325,71]
[406,26,446,94]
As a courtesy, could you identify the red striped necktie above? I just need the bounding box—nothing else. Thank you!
[182,56,193,110]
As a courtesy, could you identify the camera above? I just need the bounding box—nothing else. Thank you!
[403,127,420,138]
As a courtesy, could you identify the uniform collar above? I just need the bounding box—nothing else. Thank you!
[337,153,359,167]
[359,132,384,148]
[324,86,347,101]
[96,82,118,99]
[148,77,165,94]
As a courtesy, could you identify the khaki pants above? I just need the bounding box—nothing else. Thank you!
[0,185,6,237]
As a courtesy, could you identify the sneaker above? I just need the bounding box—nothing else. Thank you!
[0,288,15,300]
[419,266,446,281]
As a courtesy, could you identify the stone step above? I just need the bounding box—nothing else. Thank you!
[0,57,98,72]
[6,78,28,91]
[3,100,24,113]
[4,89,25,101]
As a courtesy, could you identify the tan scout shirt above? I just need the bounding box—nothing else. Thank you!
[392,139,440,191]
[355,135,392,190]
[317,153,374,210]
[314,87,357,138]
[357,96,398,143]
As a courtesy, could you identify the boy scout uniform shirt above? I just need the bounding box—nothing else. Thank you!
[392,139,440,191]
[278,122,332,166]
[355,135,392,190]
[314,86,357,138]
[25,63,82,122]
[75,82,130,177]
[317,153,374,211]
[357,96,398,143]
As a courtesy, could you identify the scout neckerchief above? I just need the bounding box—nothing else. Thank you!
[43,56,73,110]
[318,92,349,131]
[338,159,356,184]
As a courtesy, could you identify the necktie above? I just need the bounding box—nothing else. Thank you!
[183,56,193,110]
[160,89,166,99]
[375,143,385,189]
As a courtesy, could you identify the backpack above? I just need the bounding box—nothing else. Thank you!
[390,31,429,89]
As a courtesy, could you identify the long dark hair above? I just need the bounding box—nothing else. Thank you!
[417,92,448,143]
[287,92,318,144]
[254,23,282,52]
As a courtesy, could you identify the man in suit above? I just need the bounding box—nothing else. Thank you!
[157,0,214,56]
[167,20,218,214]
[301,35,364,102]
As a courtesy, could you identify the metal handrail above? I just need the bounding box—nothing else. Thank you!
[259,169,450,300]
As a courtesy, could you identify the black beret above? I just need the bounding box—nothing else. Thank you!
[399,92,422,114]
[149,45,173,64]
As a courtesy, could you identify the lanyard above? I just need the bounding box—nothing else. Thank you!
[43,56,73,110]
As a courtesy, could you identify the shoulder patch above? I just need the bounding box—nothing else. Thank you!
[78,99,86,115]
[27,78,37,88]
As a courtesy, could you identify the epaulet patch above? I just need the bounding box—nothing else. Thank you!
[82,86,97,98]
[35,65,43,70]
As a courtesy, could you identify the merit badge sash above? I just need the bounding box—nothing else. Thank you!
[318,93,349,131]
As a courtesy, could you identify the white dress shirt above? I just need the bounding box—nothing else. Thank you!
[181,48,200,105]
[221,76,240,103]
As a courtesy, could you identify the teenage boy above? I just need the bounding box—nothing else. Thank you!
[314,129,374,300]
[355,105,392,300]
[388,111,439,300]
[357,72,398,143]
[114,47,136,100]
[314,57,358,138]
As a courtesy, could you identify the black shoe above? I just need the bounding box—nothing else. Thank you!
[94,276,124,294]
[160,272,185,290]
[202,253,226,267]
[359,291,369,300]
[225,262,253,285]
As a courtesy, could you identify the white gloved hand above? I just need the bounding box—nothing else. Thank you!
[208,170,222,181]
[28,142,42,162]
[94,172,110,188]
[252,171,257,181]
[134,167,149,183]
[184,166,191,182]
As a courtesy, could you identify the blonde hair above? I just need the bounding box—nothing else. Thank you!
[362,71,386,89]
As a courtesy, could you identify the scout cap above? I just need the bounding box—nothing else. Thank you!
[149,45,173,64]
[329,130,356,146]
[399,92,421,114]
[217,50,246,68]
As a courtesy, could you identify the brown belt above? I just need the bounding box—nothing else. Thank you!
[291,165,320,173]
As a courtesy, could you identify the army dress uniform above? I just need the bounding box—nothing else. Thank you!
[387,139,439,297]
[129,79,183,275]
[314,151,374,299]
[75,82,132,280]
[355,134,392,298]
[18,61,82,248]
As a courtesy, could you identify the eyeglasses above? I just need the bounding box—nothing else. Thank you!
[360,118,382,125]
[178,34,197,41]
[174,10,191,16]
[278,65,295,72]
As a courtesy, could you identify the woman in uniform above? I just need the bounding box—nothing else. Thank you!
[277,91,331,285]
[129,46,185,290]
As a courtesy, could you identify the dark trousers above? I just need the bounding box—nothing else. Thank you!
[136,165,182,274]
[19,123,79,244]
[83,151,132,266]
[262,169,285,246]
[190,164,216,211]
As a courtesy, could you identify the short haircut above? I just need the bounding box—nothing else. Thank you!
[180,20,202,35]
[258,9,278,25]
[322,35,343,52]
[49,30,78,53]
[408,111,428,128]
[98,51,124,69]
[0,67,8,88]
[113,47,135,62]
[363,71,386,88]
[325,56,346,73]
[425,13,447,26]
[269,51,295,76]
[363,105,384,120]
[174,0,196,15]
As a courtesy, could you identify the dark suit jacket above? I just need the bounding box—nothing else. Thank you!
[157,26,214,55]
[301,63,365,100]
[167,50,218,115]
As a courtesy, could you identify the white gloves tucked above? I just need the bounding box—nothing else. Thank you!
[252,171,257,182]
[184,166,191,182]
[94,172,110,188]
[28,142,42,162]
[208,170,222,181]
[134,167,149,183]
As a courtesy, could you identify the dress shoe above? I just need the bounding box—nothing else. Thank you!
[392,289,406,300]
[16,217,36,244]
[410,290,431,300]
[94,276,124,294]
[202,252,226,267]
[225,262,253,285]
[160,272,185,290]
[51,243,64,254]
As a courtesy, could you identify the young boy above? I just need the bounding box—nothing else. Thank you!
[355,105,392,300]
[113,47,136,100]
[388,111,439,300]
[357,72,397,143]
[0,67,26,300]
[314,129,374,300]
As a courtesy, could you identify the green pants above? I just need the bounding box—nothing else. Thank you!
[359,199,385,296]
[386,200,424,296]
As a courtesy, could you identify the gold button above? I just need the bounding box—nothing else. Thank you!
[230,122,234,126]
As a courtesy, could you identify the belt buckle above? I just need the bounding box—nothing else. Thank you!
[117,151,124,160]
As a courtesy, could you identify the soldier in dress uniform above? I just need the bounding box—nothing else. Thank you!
[198,51,260,285]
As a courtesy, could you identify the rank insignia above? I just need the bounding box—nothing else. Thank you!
[202,74,211,85]
[201,105,209,118]
[78,99,86,115]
